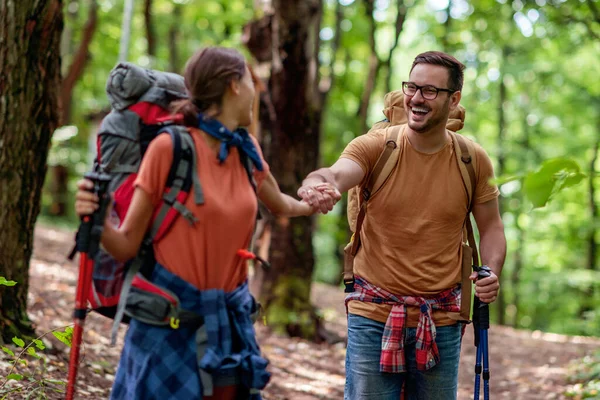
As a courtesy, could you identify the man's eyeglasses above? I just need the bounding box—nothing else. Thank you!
[401,81,456,100]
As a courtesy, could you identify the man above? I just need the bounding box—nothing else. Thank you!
[299,51,506,399]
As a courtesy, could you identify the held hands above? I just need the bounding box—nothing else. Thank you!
[297,182,341,214]
[470,269,500,303]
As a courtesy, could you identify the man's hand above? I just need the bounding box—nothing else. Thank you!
[297,182,341,214]
[469,270,500,303]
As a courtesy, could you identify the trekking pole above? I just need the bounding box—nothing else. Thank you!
[473,265,491,400]
[66,172,112,400]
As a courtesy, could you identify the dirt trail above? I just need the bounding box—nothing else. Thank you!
[1,225,598,399]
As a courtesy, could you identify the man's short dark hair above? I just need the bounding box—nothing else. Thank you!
[410,51,465,92]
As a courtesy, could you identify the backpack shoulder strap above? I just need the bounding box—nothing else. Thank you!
[147,125,203,241]
[238,150,258,194]
[349,125,404,256]
[343,125,403,291]
[451,132,477,211]
[450,131,480,322]
[369,125,404,198]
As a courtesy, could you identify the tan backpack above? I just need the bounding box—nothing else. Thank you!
[343,90,478,322]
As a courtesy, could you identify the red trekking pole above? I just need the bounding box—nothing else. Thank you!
[66,172,112,400]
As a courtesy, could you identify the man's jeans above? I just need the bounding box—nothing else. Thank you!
[344,314,462,400]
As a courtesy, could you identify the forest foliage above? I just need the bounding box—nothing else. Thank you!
[44,0,600,338]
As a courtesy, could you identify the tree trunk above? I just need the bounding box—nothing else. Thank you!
[510,103,530,327]
[60,0,79,76]
[144,0,156,59]
[494,45,508,326]
[382,0,407,94]
[51,0,97,216]
[356,0,379,135]
[168,4,182,72]
[580,111,600,317]
[0,0,63,344]
[60,0,96,125]
[246,0,325,340]
[441,0,452,52]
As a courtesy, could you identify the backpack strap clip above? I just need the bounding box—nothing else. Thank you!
[170,200,199,225]
[362,188,371,202]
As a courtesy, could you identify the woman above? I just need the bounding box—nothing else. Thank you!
[75,47,340,400]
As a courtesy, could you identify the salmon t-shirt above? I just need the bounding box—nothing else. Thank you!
[134,127,269,292]
[341,129,499,326]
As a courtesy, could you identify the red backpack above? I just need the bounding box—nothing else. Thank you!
[72,63,257,344]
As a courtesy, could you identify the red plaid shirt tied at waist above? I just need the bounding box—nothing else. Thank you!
[345,276,462,373]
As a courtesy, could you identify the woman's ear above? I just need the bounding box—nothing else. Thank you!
[229,79,241,96]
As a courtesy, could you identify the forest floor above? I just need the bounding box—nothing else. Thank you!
[1,224,599,399]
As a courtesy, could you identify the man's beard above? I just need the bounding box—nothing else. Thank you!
[409,99,450,134]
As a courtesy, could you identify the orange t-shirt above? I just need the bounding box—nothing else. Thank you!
[134,127,269,292]
[341,129,499,326]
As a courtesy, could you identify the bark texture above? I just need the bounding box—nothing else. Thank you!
[0,0,63,343]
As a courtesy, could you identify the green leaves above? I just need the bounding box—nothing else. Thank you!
[11,337,25,348]
[6,373,23,382]
[0,277,17,286]
[523,157,586,208]
[26,347,41,360]
[495,157,586,208]
[52,327,73,348]
[1,346,15,357]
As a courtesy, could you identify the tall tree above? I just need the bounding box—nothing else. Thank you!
[49,0,97,217]
[494,45,509,325]
[168,3,182,73]
[61,0,97,125]
[144,0,157,59]
[357,0,407,143]
[0,0,63,343]
[245,0,326,340]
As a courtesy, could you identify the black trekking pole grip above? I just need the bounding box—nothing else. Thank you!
[78,172,112,259]
[474,265,492,329]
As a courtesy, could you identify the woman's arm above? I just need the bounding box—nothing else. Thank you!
[75,179,154,262]
[257,172,327,217]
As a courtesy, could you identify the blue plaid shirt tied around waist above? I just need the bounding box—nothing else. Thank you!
[345,276,462,374]
[111,263,270,400]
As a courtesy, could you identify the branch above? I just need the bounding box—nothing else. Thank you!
[587,0,600,25]
[60,0,98,124]
[144,0,157,58]
[317,0,344,106]
[356,0,381,134]
[168,4,182,72]
[383,0,408,93]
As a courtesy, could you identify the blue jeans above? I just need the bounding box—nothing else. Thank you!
[345,314,462,400]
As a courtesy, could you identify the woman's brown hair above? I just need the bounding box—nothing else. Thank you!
[172,47,246,126]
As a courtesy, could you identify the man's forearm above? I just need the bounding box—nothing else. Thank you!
[302,168,337,188]
[479,226,506,277]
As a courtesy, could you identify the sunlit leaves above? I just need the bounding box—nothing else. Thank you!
[11,337,25,348]
[52,327,74,348]
[523,158,586,208]
[0,277,17,286]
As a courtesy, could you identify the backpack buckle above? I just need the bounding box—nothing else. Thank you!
[461,155,472,164]
[362,188,371,202]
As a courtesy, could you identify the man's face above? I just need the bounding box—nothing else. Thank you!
[403,64,460,134]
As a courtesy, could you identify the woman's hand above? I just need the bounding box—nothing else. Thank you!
[74,179,101,217]
[297,182,341,214]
